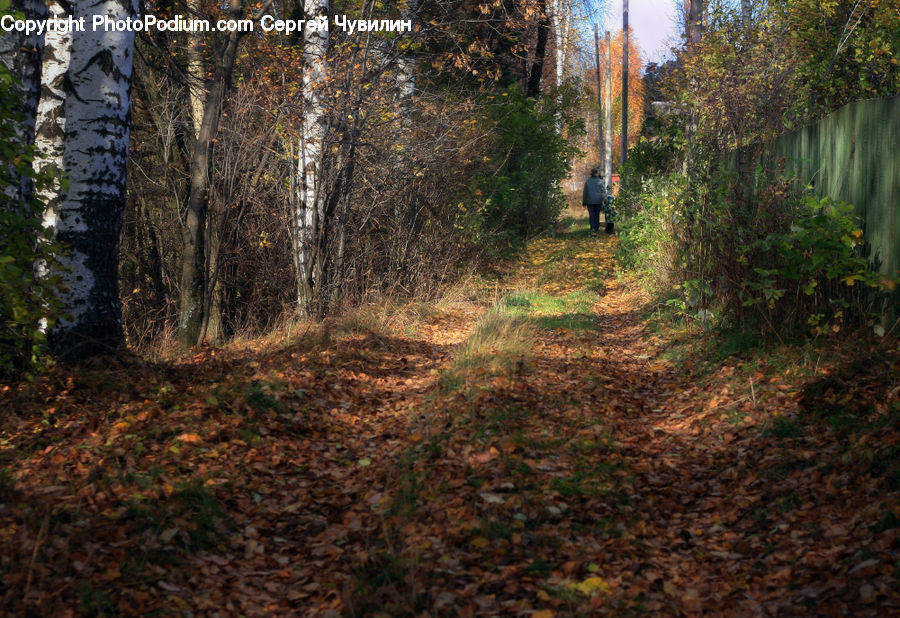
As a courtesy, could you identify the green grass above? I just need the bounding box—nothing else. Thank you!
[503,290,599,333]
[438,303,533,395]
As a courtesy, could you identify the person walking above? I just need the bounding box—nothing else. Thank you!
[582,168,607,234]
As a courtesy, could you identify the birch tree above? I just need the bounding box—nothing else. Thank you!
[0,0,45,205]
[395,0,418,125]
[34,0,139,359]
[292,0,330,311]
[550,0,569,89]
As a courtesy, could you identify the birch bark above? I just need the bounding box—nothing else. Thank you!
[35,0,139,359]
[186,0,206,137]
[293,0,330,310]
[395,0,417,126]
[550,0,567,89]
[0,0,46,205]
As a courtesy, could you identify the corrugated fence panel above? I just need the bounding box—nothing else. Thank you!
[723,96,899,280]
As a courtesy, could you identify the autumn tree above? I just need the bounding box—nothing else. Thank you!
[575,27,643,178]
[115,0,585,350]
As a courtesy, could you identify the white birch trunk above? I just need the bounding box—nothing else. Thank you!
[0,0,46,205]
[35,0,139,358]
[395,0,417,126]
[549,0,562,134]
[550,0,566,88]
[560,0,569,82]
[293,0,329,309]
[34,0,69,203]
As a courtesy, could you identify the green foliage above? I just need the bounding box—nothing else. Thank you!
[617,165,886,338]
[464,85,584,248]
[777,0,900,119]
[617,130,683,201]
[739,195,882,334]
[667,0,898,157]
[621,0,897,340]
[616,174,683,287]
[0,30,62,377]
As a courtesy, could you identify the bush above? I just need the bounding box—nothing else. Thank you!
[737,194,882,336]
[466,85,584,248]
[0,45,61,377]
[616,162,887,338]
[616,174,682,286]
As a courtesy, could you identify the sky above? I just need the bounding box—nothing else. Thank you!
[601,0,682,65]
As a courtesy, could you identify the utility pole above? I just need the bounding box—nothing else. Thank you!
[594,24,604,169]
[621,0,629,165]
[605,30,612,183]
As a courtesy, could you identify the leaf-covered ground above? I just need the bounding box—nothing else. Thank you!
[1,224,898,616]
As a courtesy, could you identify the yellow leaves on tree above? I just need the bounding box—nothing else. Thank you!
[584,28,645,166]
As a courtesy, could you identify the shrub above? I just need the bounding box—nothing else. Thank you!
[616,162,887,338]
[466,85,585,248]
[0,41,62,377]
[737,194,883,335]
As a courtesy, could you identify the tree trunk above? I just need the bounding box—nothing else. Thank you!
[293,0,330,312]
[550,0,568,133]
[684,0,702,45]
[0,0,45,206]
[186,0,207,139]
[178,0,270,347]
[34,0,139,360]
[526,2,549,98]
[396,0,418,126]
[550,0,563,87]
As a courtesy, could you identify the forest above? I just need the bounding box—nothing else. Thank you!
[1,0,898,614]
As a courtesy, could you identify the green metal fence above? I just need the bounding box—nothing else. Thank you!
[724,95,899,281]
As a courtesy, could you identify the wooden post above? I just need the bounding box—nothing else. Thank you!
[621,0,629,165]
[605,30,612,183]
[594,24,604,169]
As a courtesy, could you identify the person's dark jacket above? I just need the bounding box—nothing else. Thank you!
[582,177,606,205]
